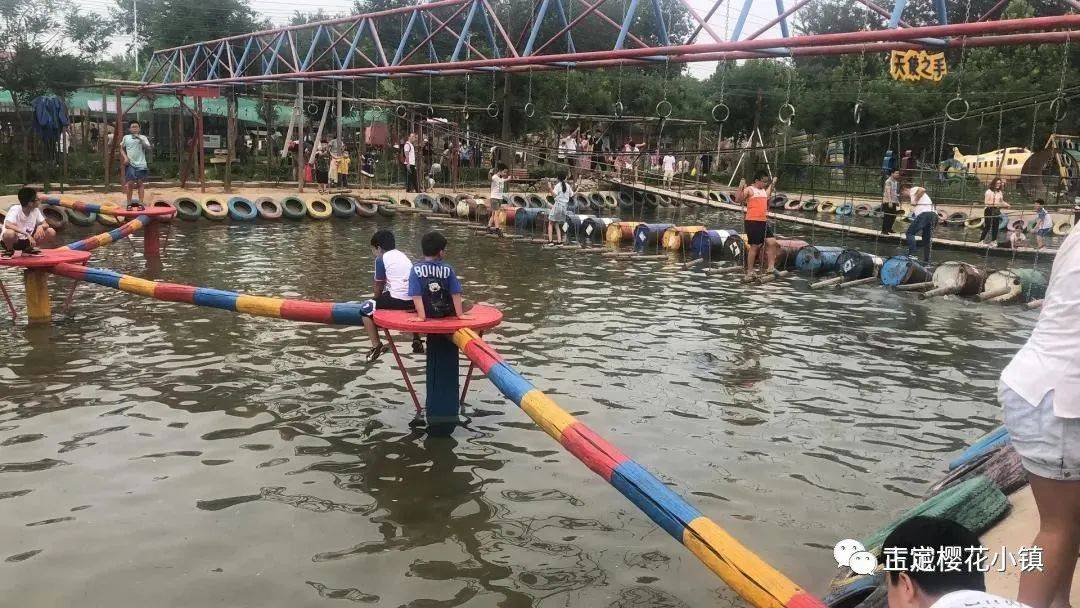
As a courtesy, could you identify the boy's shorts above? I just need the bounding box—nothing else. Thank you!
[488,197,503,209]
[744,220,775,245]
[1037,228,1053,237]
[1002,383,1080,481]
[374,292,414,313]
[125,166,149,181]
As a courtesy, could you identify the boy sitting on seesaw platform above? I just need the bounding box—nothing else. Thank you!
[2,187,54,258]
[409,231,471,322]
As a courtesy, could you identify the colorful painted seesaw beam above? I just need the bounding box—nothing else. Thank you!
[452,327,825,608]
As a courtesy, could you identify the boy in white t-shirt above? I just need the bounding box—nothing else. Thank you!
[2,187,53,258]
[486,163,510,233]
[361,230,424,362]
[662,153,676,186]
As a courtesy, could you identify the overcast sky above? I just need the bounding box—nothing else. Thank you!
[99,0,797,79]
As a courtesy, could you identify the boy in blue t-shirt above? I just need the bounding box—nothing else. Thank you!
[408,231,471,321]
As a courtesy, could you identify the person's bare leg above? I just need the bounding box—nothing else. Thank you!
[745,244,760,279]
[124,180,133,205]
[546,220,553,242]
[1018,473,1080,608]
[137,180,146,204]
[765,239,779,272]
[361,316,381,348]
[1,229,17,250]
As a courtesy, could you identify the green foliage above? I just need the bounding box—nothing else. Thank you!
[110,0,269,60]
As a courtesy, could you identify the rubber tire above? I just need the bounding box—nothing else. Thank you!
[965,217,984,229]
[227,196,258,221]
[835,202,853,216]
[769,194,788,209]
[414,194,437,211]
[784,199,802,211]
[378,196,397,217]
[175,197,202,221]
[255,197,282,219]
[1054,221,1072,236]
[436,194,456,214]
[855,204,873,217]
[526,194,545,209]
[281,197,306,219]
[330,195,357,218]
[355,199,378,218]
[97,210,122,227]
[603,194,618,209]
[151,199,177,222]
[818,201,837,214]
[67,207,97,226]
[42,206,68,231]
[200,198,228,221]
[305,198,332,220]
[510,194,529,208]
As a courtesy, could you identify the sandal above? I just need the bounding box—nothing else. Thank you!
[23,246,43,256]
[411,337,425,354]
[1,249,13,259]
[365,343,387,362]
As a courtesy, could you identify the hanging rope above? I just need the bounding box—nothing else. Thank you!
[524,68,535,118]
[945,0,974,122]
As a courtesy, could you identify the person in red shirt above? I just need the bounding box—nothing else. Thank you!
[735,171,779,280]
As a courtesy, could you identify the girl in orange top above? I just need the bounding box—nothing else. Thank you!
[736,172,779,280]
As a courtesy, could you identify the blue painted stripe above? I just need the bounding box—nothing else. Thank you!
[83,268,122,289]
[330,302,365,325]
[611,460,701,541]
[487,362,534,405]
[107,227,126,242]
[67,239,88,251]
[948,426,1009,470]
[193,288,240,310]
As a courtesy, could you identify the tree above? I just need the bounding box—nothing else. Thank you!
[110,0,269,63]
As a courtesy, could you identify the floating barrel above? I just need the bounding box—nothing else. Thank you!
[227,196,258,221]
[795,245,844,274]
[835,202,853,216]
[946,211,968,226]
[606,221,643,244]
[41,206,68,231]
[514,207,546,230]
[281,196,306,219]
[633,223,675,252]
[801,198,819,212]
[768,194,788,210]
[661,225,705,251]
[689,229,737,262]
[436,194,456,214]
[774,239,809,270]
[817,200,837,214]
[618,191,634,210]
[526,193,545,210]
[354,199,378,218]
[498,206,522,227]
[413,193,437,211]
[581,217,617,245]
[724,233,748,264]
[510,193,529,208]
[784,199,803,211]
[562,214,594,242]
[175,197,202,221]
[932,261,987,296]
[982,268,1048,302]
[1054,220,1073,236]
[836,249,883,280]
[854,203,872,217]
[880,256,932,287]
[455,198,471,218]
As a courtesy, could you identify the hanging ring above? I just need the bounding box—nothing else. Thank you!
[486,102,499,118]
[656,99,672,119]
[614,101,624,118]
[395,105,408,118]
[523,102,535,118]
[1049,96,1067,122]
[561,102,571,121]
[853,101,864,125]
[944,96,969,122]
[348,104,359,115]
[778,103,796,125]
[424,105,435,118]
[711,102,730,123]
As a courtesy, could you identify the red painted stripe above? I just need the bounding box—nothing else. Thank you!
[154,282,197,303]
[786,591,827,608]
[559,421,630,482]
[280,300,334,323]
[49,262,87,280]
[463,338,503,374]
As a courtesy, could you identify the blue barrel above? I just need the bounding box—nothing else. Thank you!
[514,208,547,230]
[836,249,882,280]
[880,255,932,286]
[794,245,844,274]
[562,214,594,242]
[633,223,675,252]
[689,229,737,261]
[581,217,617,245]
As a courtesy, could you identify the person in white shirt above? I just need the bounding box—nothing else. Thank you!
[2,187,53,257]
[403,133,418,193]
[1034,199,1054,250]
[999,223,1080,608]
[903,185,937,263]
[884,516,1031,608]
[662,153,676,186]
[486,163,510,231]
[120,120,152,209]
[361,230,423,362]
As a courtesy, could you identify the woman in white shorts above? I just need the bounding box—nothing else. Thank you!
[999,223,1080,608]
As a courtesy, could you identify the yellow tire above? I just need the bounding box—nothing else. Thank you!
[1053,220,1073,236]
[305,198,332,219]
[199,198,228,220]
[818,200,837,214]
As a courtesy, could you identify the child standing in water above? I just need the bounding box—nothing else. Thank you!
[548,173,571,245]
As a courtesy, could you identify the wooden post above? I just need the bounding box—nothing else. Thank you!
[297,82,305,193]
[101,92,109,188]
[225,92,236,193]
[24,270,50,325]
[177,97,188,188]
[196,97,205,193]
[264,91,272,181]
[336,81,343,145]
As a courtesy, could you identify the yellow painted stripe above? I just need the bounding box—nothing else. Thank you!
[118,276,158,298]
[94,233,112,247]
[453,328,479,350]
[519,389,577,441]
[235,295,284,318]
[683,517,804,608]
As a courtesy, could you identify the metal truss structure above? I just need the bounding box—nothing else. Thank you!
[139,0,1079,90]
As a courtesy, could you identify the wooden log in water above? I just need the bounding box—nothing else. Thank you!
[837,276,879,289]
[894,281,935,292]
[810,276,845,290]
[990,288,1022,304]
[1026,299,1044,309]
[921,286,959,299]
[977,287,1012,302]
[704,264,744,274]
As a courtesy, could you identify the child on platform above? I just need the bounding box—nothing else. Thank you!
[362,230,424,362]
[360,151,377,191]
[1034,199,1053,249]
[337,152,351,189]
[409,231,470,321]
[2,187,53,258]
[548,172,571,245]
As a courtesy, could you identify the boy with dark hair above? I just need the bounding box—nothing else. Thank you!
[883,516,1028,608]
[1034,199,1053,249]
[409,231,470,321]
[2,187,53,257]
[120,120,152,209]
[486,163,510,233]
[361,230,424,362]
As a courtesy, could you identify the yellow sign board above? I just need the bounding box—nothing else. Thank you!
[889,50,948,82]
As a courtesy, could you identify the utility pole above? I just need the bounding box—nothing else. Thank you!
[133,0,139,73]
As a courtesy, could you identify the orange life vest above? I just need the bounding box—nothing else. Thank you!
[745,186,769,221]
